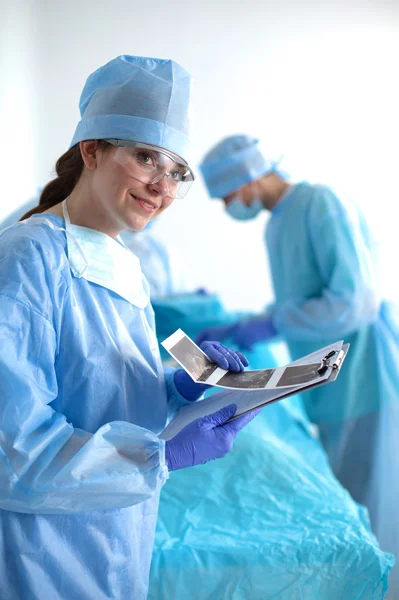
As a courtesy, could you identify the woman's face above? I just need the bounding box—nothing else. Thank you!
[90,144,176,234]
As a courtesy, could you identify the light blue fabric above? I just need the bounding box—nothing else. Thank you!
[70,55,193,164]
[149,365,394,599]
[225,197,264,220]
[266,182,399,592]
[199,134,284,199]
[0,214,192,600]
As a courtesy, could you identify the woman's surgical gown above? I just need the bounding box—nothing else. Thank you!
[0,215,189,600]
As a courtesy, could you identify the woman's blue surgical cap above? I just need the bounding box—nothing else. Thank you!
[70,55,193,164]
[200,134,284,199]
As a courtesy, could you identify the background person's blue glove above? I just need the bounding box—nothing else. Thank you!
[195,287,209,295]
[174,341,249,401]
[165,403,261,471]
[232,316,277,350]
[195,317,277,351]
[195,324,239,346]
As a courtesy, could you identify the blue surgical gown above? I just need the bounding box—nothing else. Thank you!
[266,182,399,586]
[0,215,190,600]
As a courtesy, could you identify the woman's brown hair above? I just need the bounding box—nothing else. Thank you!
[20,141,109,220]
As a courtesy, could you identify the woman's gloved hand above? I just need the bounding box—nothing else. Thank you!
[174,341,249,401]
[165,403,261,471]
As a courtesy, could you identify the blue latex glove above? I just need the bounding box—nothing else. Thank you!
[174,341,249,401]
[165,403,261,471]
[232,316,277,350]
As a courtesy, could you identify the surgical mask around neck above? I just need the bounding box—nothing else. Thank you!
[62,199,149,308]
[225,197,264,221]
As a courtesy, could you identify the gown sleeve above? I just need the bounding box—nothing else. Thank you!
[0,229,168,515]
[272,188,380,341]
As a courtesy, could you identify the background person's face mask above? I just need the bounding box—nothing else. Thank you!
[225,197,264,221]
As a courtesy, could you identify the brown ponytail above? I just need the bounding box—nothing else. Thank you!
[20,140,110,220]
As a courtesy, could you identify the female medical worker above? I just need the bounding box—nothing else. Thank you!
[196,134,399,588]
[0,58,257,600]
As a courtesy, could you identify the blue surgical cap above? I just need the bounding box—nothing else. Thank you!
[70,55,193,164]
[200,134,284,198]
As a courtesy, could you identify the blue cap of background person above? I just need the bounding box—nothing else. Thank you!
[70,55,193,164]
[199,134,287,199]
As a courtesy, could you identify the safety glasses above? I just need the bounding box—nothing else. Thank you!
[105,139,195,199]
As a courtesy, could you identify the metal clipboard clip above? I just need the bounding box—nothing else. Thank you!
[317,349,345,376]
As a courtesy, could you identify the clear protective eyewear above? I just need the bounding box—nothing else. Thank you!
[105,139,195,199]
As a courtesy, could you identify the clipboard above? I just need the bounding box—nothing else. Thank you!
[160,331,350,440]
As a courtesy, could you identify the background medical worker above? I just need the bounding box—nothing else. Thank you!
[0,59,259,600]
[196,134,399,582]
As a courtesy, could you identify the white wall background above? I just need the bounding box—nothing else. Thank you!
[1,0,398,311]
[0,1,40,215]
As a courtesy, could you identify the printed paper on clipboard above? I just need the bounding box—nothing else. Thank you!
[161,329,346,391]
